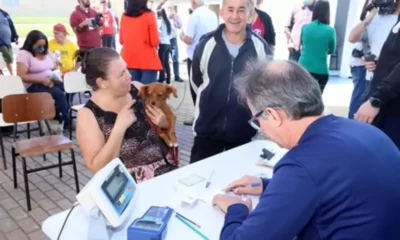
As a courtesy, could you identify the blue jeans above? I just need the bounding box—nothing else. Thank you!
[348,66,369,119]
[170,38,180,79]
[27,83,69,124]
[128,69,157,84]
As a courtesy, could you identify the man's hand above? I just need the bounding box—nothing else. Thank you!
[362,56,378,72]
[354,100,379,124]
[224,175,263,195]
[14,39,19,45]
[79,18,91,28]
[179,31,185,41]
[212,195,252,213]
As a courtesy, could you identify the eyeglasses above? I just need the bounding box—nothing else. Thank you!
[248,110,265,131]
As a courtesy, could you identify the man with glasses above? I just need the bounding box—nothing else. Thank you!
[211,60,400,240]
[189,0,272,163]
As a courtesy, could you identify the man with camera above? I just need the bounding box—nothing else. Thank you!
[348,0,399,119]
[70,0,102,70]
[355,15,400,148]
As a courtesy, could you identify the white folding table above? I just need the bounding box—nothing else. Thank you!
[42,140,287,240]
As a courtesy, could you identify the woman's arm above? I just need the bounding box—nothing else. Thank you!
[328,28,337,55]
[76,108,126,174]
[149,13,161,47]
[16,63,47,85]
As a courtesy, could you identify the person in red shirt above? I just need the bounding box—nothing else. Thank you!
[120,0,162,83]
[70,0,102,70]
[248,0,275,51]
[100,0,115,48]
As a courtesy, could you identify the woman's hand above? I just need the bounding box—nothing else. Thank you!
[42,77,54,88]
[146,105,169,129]
[115,100,137,133]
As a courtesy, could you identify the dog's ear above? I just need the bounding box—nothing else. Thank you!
[139,85,149,99]
[166,85,178,98]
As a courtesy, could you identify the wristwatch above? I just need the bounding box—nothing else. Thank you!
[369,97,381,108]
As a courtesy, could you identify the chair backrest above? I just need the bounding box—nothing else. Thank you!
[63,71,92,94]
[2,93,55,123]
[0,76,26,99]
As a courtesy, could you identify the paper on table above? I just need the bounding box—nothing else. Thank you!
[199,189,243,205]
[178,174,206,187]
[199,189,225,205]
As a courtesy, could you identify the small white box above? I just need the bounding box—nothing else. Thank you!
[181,194,199,208]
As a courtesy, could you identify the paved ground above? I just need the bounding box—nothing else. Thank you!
[0,61,352,240]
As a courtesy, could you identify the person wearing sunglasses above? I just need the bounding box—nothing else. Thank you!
[212,60,400,240]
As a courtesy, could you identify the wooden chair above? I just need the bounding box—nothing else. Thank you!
[2,92,80,211]
[0,76,38,170]
[63,71,92,139]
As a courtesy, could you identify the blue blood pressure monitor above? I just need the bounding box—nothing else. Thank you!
[76,158,138,228]
[127,206,173,240]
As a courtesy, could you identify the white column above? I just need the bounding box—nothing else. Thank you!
[340,0,365,78]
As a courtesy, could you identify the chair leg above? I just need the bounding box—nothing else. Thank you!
[37,122,47,162]
[78,93,82,104]
[12,147,17,188]
[27,123,30,139]
[22,157,31,211]
[69,109,73,140]
[58,151,62,178]
[71,149,80,193]
[0,131,6,170]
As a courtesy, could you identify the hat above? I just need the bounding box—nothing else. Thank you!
[53,24,69,35]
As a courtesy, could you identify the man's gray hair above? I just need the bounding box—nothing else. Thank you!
[235,60,324,120]
[221,0,254,11]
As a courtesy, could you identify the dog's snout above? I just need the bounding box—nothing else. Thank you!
[151,101,156,105]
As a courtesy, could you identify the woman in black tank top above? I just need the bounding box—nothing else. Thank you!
[76,48,178,183]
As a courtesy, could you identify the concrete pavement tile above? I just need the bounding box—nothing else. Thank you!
[17,218,40,234]
[5,229,29,240]
[8,207,29,222]
[0,217,18,233]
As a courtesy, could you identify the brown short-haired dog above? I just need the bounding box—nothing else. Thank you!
[139,83,178,147]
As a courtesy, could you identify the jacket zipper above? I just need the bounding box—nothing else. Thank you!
[222,56,235,132]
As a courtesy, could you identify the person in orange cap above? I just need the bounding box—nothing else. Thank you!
[48,23,79,74]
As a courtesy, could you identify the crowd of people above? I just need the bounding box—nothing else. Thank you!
[1,0,400,239]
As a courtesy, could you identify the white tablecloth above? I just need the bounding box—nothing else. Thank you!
[42,140,287,240]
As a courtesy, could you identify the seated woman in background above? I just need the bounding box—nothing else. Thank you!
[16,30,70,128]
[298,0,336,93]
[76,47,177,183]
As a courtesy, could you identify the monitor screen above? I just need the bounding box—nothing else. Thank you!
[101,165,128,203]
